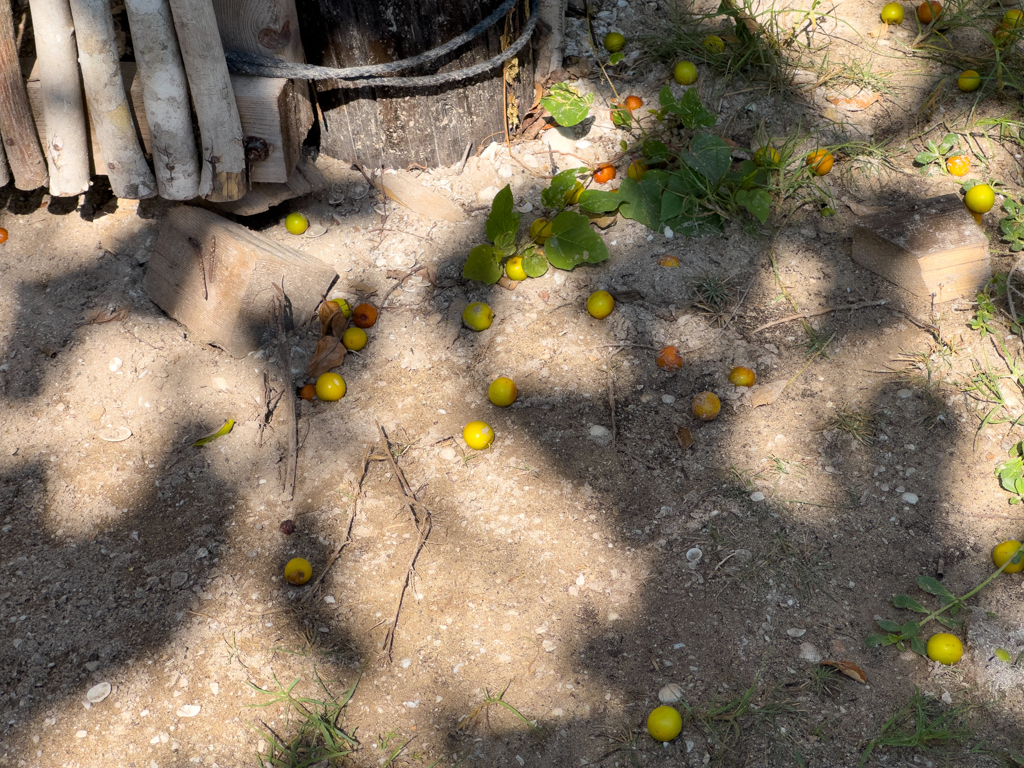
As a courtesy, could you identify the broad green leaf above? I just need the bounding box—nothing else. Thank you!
[609,52,624,65]
[667,165,708,197]
[545,210,609,269]
[664,212,724,237]
[539,82,594,127]
[876,619,903,633]
[735,188,771,223]
[618,172,670,231]
[541,168,585,209]
[917,575,954,599]
[577,189,623,214]
[494,231,516,257]
[938,133,958,153]
[683,134,732,186]
[914,152,938,165]
[485,185,520,244]
[611,107,633,128]
[462,244,502,284]
[642,139,671,164]
[893,594,928,613]
[521,248,549,278]
[901,620,921,637]
[865,634,888,648]
[910,636,928,656]
[934,614,961,629]
[996,648,1012,662]
[658,85,716,129]
[194,419,234,446]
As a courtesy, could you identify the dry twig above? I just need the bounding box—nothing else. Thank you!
[751,299,889,334]
[272,283,298,501]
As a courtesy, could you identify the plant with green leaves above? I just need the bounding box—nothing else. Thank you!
[997,440,1024,503]
[462,177,610,284]
[913,133,961,175]
[539,82,594,128]
[858,689,978,767]
[999,195,1024,252]
[866,550,1024,655]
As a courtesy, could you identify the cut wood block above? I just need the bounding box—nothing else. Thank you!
[850,194,990,303]
[145,206,337,356]
[24,59,308,185]
[211,155,326,216]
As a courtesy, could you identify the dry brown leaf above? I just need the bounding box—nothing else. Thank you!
[307,336,347,378]
[348,281,378,296]
[749,379,787,408]
[676,426,694,451]
[827,92,883,111]
[868,21,889,38]
[86,306,130,324]
[820,107,842,123]
[319,300,340,334]
[328,309,349,339]
[821,660,868,684]
[846,200,887,217]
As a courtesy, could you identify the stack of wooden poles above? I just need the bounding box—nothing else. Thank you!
[0,0,309,203]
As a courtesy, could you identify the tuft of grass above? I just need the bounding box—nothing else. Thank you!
[455,682,543,737]
[826,405,875,445]
[692,272,735,325]
[859,689,979,767]
[594,723,641,768]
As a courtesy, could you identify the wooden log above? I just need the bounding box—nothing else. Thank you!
[301,0,534,168]
[167,0,246,202]
[0,0,47,189]
[144,205,338,356]
[212,0,312,183]
[851,194,990,303]
[0,135,9,188]
[68,0,156,199]
[124,0,199,200]
[25,59,298,186]
[26,0,90,196]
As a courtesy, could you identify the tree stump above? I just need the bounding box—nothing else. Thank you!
[296,0,534,168]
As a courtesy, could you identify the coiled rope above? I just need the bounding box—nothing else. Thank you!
[225,0,539,89]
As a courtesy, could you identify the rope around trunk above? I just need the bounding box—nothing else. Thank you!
[225,0,538,89]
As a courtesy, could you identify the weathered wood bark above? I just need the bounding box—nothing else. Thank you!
[124,0,199,200]
[145,206,338,356]
[26,0,90,196]
[296,0,534,168]
[69,0,156,198]
[211,155,326,216]
[212,0,313,183]
[0,134,9,188]
[0,0,47,189]
[167,0,246,202]
[535,0,567,81]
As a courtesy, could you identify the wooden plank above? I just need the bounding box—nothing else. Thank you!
[211,0,306,63]
[211,155,327,216]
[851,194,990,302]
[0,0,47,189]
[144,206,337,356]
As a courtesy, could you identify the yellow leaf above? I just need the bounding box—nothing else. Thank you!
[193,419,234,447]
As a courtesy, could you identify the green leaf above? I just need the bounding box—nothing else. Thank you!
[682,134,732,186]
[642,139,671,164]
[735,188,771,224]
[910,636,928,657]
[609,52,624,65]
[539,82,594,127]
[934,614,961,629]
[865,633,889,648]
[544,210,609,270]
[996,648,1012,662]
[194,419,234,446]
[611,107,633,128]
[462,244,502,284]
[577,190,623,214]
[541,168,585,209]
[521,248,549,278]
[893,594,928,613]
[914,151,938,165]
[659,86,716,129]
[485,185,520,244]
[938,133,958,153]
[917,575,954,599]
[876,619,903,633]
[618,172,670,231]
[664,211,723,237]
[901,620,921,637]
[494,231,516,257]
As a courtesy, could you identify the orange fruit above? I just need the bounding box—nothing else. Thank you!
[299,384,316,401]
[692,391,721,421]
[657,255,680,268]
[729,366,756,387]
[656,346,684,370]
[594,165,616,184]
[624,95,643,111]
[945,155,970,176]
[806,149,833,176]
[352,303,378,328]
[753,146,780,167]
[0,227,8,244]
[916,1,941,23]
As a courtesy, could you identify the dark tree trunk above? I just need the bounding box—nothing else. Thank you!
[296,0,534,168]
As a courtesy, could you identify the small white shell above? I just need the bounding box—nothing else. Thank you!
[685,547,703,565]
[659,683,683,703]
[304,224,328,238]
[176,704,201,718]
[99,427,132,442]
[86,682,111,703]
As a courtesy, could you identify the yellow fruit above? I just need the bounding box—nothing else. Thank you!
[341,326,367,351]
[315,372,346,401]
[530,217,554,244]
[285,212,308,235]
[806,149,834,176]
[957,69,981,92]
[965,183,995,213]
[488,377,518,407]
[674,60,698,85]
[627,161,648,181]
[463,421,495,450]
[604,32,625,52]
[702,35,726,53]
[729,366,756,387]
[1005,9,1024,28]
[926,633,963,665]
[753,146,781,167]
[881,2,904,23]
[993,540,1023,573]
[692,391,721,421]
[587,290,615,319]
[506,256,527,281]
[565,181,585,205]
[463,302,494,331]
[284,557,312,585]
[331,298,352,318]
[647,706,683,742]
